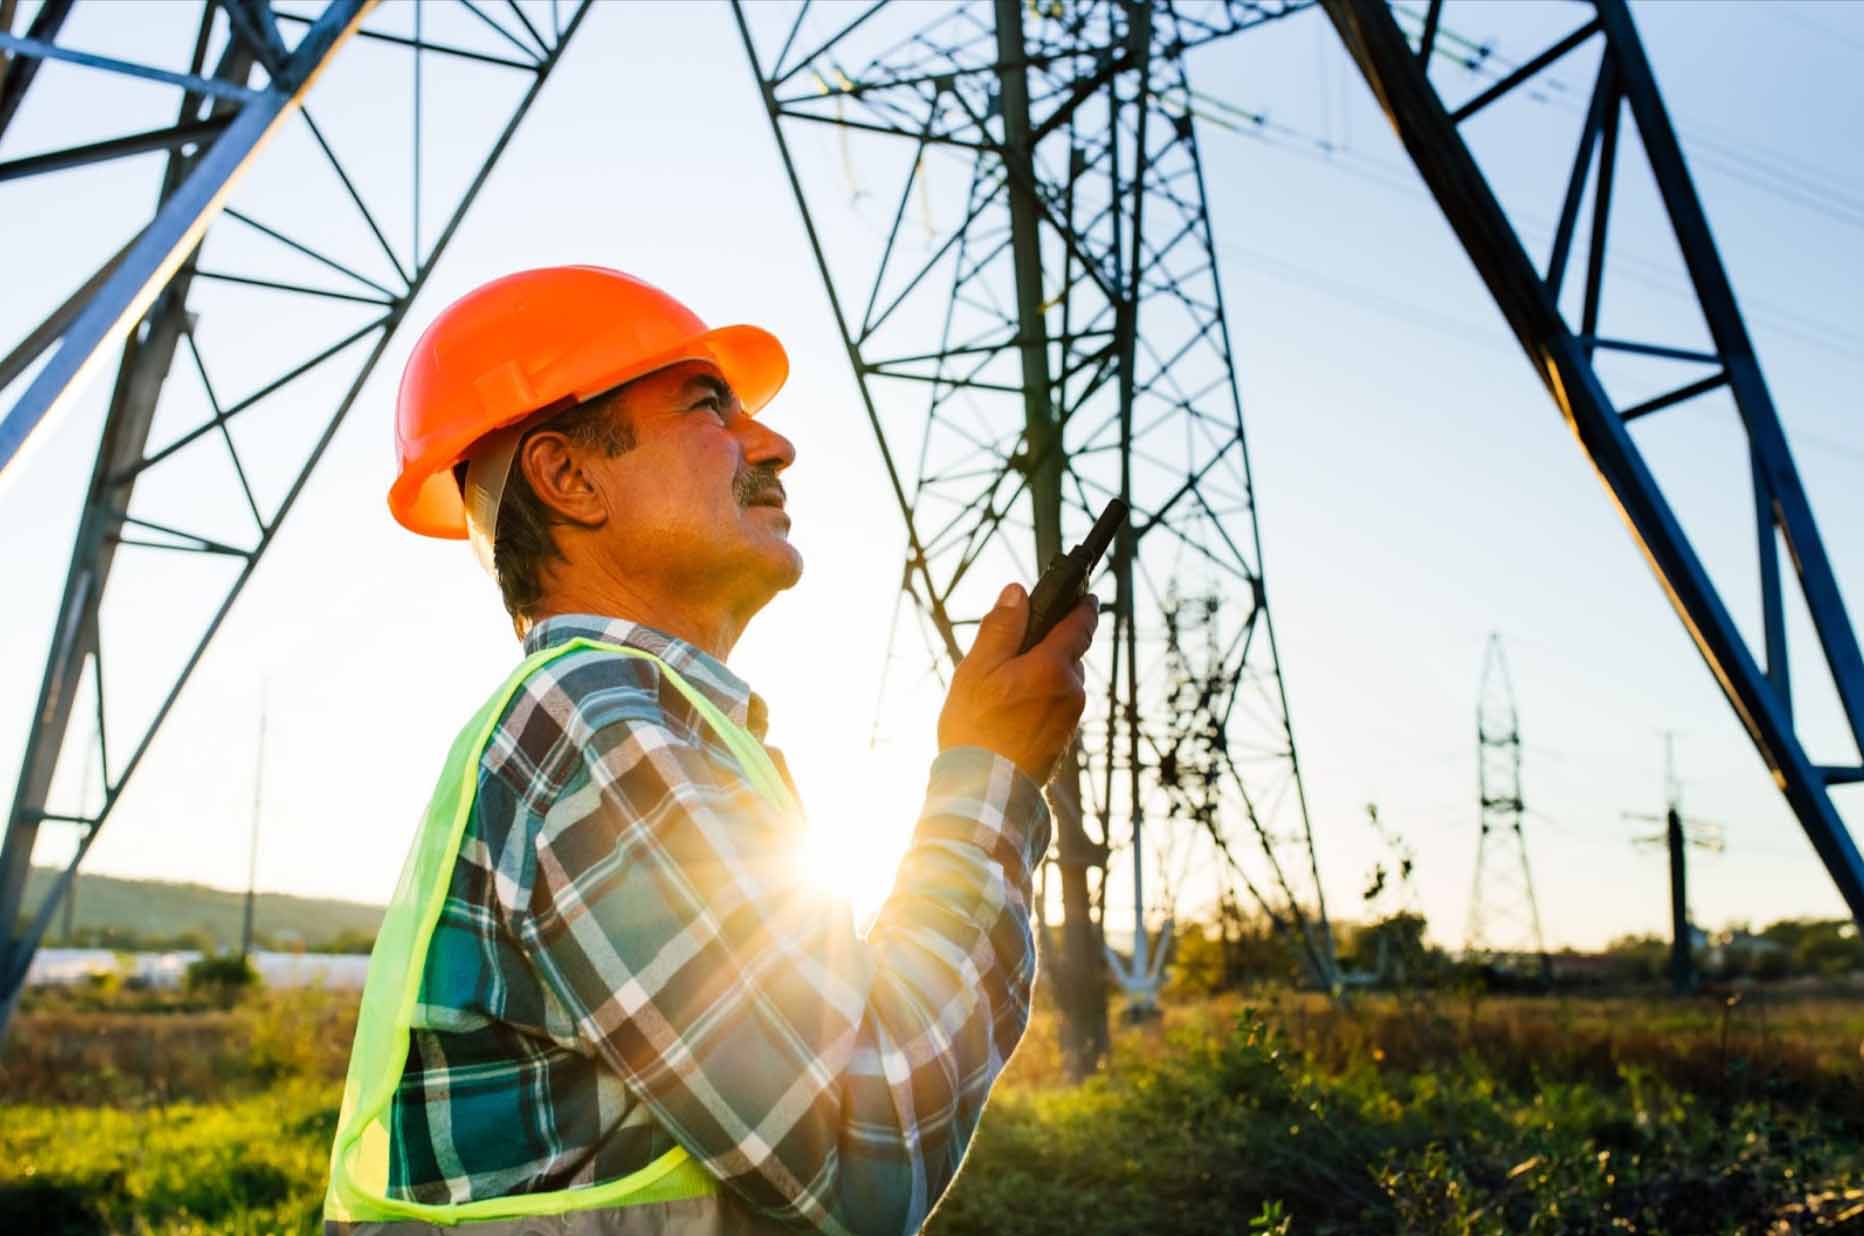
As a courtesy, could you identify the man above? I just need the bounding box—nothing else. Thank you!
[325,266,1098,1236]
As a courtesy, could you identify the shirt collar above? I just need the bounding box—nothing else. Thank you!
[523,614,769,739]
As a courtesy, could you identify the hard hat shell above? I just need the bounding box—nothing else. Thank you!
[388,265,789,539]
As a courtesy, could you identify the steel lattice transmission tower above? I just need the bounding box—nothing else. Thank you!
[1463,635,1549,977]
[1324,0,1864,929]
[733,0,1337,1067]
[0,0,591,1036]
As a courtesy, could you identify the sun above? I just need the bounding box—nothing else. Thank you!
[798,800,911,925]
[790,748,923,923]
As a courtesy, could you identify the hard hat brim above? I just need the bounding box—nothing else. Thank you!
[390,322,789,540]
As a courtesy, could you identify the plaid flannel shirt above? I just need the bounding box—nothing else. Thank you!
[389,614,1051,1234]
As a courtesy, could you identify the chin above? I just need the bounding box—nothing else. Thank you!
[767,544,804,590]
[741,511,803,587]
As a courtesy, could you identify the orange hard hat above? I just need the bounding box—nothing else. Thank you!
[388,265,789,539]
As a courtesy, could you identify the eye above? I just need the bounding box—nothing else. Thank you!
[690,394,725,419]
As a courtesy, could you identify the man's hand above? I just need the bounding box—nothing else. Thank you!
[938,582,1099,783]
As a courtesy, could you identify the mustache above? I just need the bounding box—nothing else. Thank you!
[734,465,785,508]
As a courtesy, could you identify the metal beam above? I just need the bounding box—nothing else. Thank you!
[0,31,265,104]
[0,116,232,183]
[0,235,138,392]
[991,0,1110,1070]
[0,0,371,480]
[0,16,271,1018]
[0,0,73,141]
[1594,0,1864,746]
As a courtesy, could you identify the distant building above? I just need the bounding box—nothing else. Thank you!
[1704,929,1788,975]
[1548,952,1622,985]
[27,948,368,990]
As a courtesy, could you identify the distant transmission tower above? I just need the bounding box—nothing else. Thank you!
[734,0,1332,1071]
[1464,635,1550,978]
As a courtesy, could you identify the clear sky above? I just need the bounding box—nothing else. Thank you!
[3,0,1863,953]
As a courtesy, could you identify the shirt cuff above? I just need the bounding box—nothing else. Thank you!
[915,747,1053,885]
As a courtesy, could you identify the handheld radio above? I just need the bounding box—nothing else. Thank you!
[1018,498,1129,654]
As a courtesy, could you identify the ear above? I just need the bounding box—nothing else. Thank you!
[517,431,609,528]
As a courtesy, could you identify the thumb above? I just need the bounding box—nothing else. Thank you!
[965,582,1030,670]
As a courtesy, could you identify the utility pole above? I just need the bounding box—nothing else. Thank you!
[1625,733,1725,994]
[1464,635,1551,981]
[62,735,100,946]
[241,697,265,961]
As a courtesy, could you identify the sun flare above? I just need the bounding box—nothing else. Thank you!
[791,748,925,922]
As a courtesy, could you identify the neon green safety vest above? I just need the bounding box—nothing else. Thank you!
[325,638,798,1234]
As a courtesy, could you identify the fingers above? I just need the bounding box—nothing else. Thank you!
[965,582,1030,673]
[1038,594,1100,665]
[939,585,1095,781]
[1041,599,1094,732]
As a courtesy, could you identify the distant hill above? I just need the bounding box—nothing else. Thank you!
[24,867,383,952]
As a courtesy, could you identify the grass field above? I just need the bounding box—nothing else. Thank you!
[2,984,1860,1234]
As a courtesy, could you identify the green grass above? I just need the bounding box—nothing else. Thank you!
[0,1082,333,1236]
[2,988,1860,1234]
[926,1002,1864,1235]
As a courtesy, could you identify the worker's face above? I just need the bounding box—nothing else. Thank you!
[588,360,802,612]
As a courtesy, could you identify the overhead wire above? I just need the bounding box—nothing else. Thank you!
[1186,99,1864,473]
[1167,84,1499,352]
[1177,83,1864,372]
[1375,4,1864,466]
[1797,432,1864,469]
[1390,2,1864,234]
[1217,240,1506,354]
[1173,74,1864,371]
[1779,6,1864,58]
[1181,78,1864,365]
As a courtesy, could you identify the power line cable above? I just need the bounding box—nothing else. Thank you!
[1181,35,1864,464]
[1180,86,1864,369]
[1391,3,1864,232]
[1796,431,1864,469]
[1779,6,1864,58]
[1393,2,1861,198]
[1217,239,1506,354]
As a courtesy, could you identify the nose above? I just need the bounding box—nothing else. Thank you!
[738,415,796,474]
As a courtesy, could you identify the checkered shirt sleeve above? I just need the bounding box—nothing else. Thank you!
[501,652,1052,1235]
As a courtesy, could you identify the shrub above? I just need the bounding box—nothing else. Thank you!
[81,968,123,998]
[187,954,260,1006]
[240,987,354,1083]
